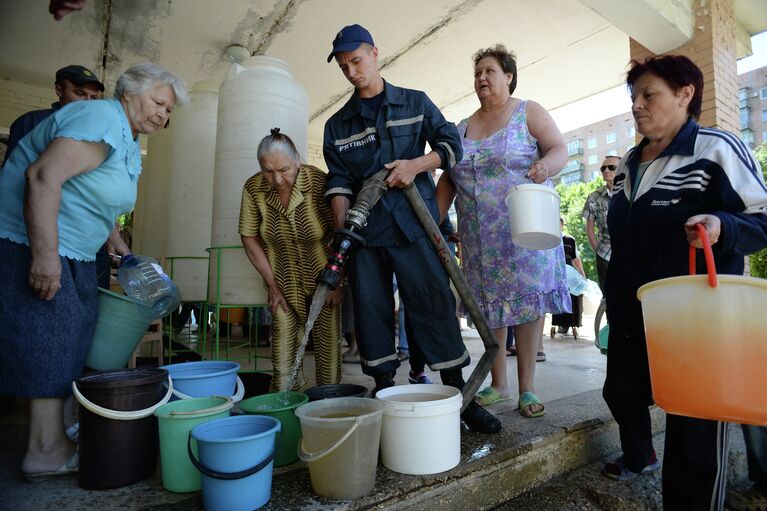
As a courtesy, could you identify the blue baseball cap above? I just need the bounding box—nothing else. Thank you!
[327,24,375,63]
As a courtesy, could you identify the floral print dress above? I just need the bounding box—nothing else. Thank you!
[449,100,570,328]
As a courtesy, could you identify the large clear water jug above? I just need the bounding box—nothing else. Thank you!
[118,254,181,318]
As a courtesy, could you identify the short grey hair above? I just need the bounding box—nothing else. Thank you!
[114,63,189,105]
[257,128,300,164]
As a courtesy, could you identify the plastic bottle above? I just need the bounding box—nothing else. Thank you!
[117,254,182,318]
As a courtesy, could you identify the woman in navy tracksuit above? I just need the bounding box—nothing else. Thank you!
[602,55,767,510]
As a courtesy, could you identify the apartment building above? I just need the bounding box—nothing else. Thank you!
[559,64,767,185]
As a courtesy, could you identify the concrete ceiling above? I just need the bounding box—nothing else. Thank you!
[0,0,765,143]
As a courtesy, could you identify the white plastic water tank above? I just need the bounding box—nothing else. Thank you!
[209,56,309,305]
[135,127,173,261]
[164,80,220,302]
[130,154,148,255]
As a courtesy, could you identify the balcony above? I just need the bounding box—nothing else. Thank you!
[566,138,583,157]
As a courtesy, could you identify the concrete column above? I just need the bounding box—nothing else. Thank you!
[629,0,739,132]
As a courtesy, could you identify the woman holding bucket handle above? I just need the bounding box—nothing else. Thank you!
[0,62,187,479]
[601,54,767,509]
[435,44,570,416]
[239,129,343,393]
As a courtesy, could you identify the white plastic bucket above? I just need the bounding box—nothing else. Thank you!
[375,384,462,475]
[504,184,561,250]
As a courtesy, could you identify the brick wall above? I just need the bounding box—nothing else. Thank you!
[628,0,738,132]
[0,79,57,130]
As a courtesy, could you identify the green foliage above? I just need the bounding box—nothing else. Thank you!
[750,144,767,278]
[556,178,603,282]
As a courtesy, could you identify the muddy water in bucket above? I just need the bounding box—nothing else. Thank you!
[74,368,171,489]
[295,397,385,499]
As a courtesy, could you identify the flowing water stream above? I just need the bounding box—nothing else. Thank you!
[281,283,331,403]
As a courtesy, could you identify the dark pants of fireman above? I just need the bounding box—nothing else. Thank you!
[604,330,729,510]
[270,292,341,392]
[348,236,469,378]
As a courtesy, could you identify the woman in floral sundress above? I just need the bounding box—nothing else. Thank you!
[436,44,570,417]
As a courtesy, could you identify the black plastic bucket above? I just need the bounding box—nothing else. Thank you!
[74,368,169,489]
[238,371,272,399]
[304,384,368,402]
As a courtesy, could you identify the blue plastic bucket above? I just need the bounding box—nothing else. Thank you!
[190,415,280,511]
[162,361,240,399]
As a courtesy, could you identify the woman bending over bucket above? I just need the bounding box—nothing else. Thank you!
[0,63,187,479]
[239,129,343,392]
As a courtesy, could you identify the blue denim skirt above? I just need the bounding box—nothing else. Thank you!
[0,238,98,397]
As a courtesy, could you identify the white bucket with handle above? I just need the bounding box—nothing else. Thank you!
[504,183,561,250]
[376,384,462,475]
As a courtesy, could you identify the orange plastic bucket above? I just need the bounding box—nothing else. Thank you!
[637,225,767,425]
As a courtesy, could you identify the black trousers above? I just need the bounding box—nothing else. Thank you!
[596,255,609,296]
[348,236,469,378]
[604,330,729,510]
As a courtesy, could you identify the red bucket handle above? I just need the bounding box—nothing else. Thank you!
[688,223,718,288]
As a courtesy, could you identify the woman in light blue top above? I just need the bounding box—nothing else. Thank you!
[0,63,187,479]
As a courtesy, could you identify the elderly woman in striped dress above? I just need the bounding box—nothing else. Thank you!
[239,128,342,392]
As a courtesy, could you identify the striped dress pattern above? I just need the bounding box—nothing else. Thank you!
[239,165,342,391]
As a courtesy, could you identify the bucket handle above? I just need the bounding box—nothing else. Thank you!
[688,223,718,288]
[168,396,234,416]
[169,376,245,403]
[72,376,173,421]
[297,416,362,463]
[187,432,275,480]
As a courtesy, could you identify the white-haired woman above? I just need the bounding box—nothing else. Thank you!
[0,63,187,479]
[239,128,343,392]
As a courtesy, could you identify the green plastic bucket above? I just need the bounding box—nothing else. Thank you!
[239,392,308,466]
[155,396,234,492]
[85,288,154,370]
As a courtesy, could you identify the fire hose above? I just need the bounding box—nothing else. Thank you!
[317,169,498,412]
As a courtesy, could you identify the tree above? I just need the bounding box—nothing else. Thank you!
[556,178,603,281]
[749,144,767,278]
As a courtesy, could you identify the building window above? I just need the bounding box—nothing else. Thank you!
[588,154,599,165]
[761,87,767,100]
[739,88,749,102]
[626,127,635,138]
[592,170,601,181]
[763,131,767,144]
[566,139,583,156]
[762,110,767,122]
[562,172,581,185]
[607,149,618,157]
[741,129,755,147]
[741,108,751,129]
[587,137,597,149]
[605,132,617,144]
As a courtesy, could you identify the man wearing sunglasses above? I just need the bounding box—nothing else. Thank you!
[583,155,620,293]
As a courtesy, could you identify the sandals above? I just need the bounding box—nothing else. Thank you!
[518,391,545,418]
[536,351,546,362]
[474,386,512,407]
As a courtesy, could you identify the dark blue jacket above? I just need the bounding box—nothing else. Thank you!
[2,103,60,166]
[323,81,462,246]
[606,118,767,337]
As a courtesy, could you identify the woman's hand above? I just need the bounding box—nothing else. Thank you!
[684,214,721,248]
[28,253,62,300]
[267,285,289,314]
[527,160,550,184]
[324,287,342,308]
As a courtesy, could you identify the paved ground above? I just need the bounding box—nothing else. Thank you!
[0,310,751,510]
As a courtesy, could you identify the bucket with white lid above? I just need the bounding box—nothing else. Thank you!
[375,384,462,474]
[504,183,561,250]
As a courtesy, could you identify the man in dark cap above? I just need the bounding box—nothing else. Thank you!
[323,24,502,434]
[3,65,104,165]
